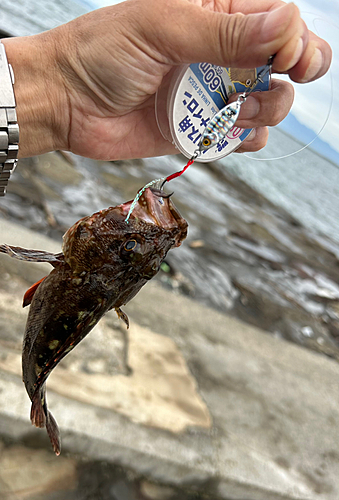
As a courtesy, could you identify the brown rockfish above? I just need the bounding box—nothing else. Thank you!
[0,188,187,455]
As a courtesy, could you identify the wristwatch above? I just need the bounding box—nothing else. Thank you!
[0,41,19,196]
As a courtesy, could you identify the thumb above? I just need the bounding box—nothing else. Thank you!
[151,2,305,72]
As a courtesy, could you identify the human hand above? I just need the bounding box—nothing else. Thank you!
[3,0,332,160]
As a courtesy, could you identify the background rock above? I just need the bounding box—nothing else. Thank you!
[0,220,339,500]
[2,152,339,362]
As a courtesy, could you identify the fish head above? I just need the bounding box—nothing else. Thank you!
[62,188,187,282]
[122,187,187,239]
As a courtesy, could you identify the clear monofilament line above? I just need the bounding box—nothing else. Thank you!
[244,60,334,162]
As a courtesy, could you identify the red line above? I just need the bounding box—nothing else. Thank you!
[165,158,195,183]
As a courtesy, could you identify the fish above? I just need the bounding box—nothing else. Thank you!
[0,187,187,455]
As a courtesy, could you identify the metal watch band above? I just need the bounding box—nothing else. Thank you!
[0,41,19,196]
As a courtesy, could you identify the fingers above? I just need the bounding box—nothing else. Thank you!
[286,30,332,83]
[150,1,306,71]
[236,127,269,153]
[216,0,332,81]
[230,77,294,154]
[234,78,294,129]
[147,0,331,83]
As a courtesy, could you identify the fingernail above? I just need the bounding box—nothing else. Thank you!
[239,96,260,120]
[288,37,303,69]
[246,128,257,142]
[301,48,323,82]
[260,3,295,43]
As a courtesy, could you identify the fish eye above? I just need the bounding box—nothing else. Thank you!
[123,239,137,252]
[202,137,211,147]
[120,234,145,261]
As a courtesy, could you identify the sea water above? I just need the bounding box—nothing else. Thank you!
[225,127,339,243]
[0,0,87,36]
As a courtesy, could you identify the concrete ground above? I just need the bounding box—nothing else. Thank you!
[0,219,338,500]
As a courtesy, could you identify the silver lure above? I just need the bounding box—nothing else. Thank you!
[198,56,275,153]
[198,97,244,152]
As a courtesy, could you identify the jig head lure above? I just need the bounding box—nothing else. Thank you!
[198,55,275,153]
[198,97,244,152]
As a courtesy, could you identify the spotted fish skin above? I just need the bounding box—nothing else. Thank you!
[0,188,187,455]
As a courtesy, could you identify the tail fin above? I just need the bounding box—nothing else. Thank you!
[46,411,61,456]
[30,387,61,455]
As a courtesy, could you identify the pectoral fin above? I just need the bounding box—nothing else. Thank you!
[0,244,63,265]
[23,277,47,307]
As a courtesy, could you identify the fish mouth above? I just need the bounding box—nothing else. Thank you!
[121,188,188,246]
[148,188,173,199]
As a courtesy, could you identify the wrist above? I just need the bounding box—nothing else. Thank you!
[2,33,70,158]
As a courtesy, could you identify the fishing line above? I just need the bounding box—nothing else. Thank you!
[243,68,334,161]
[123,12,338,467]
[244,13,337,162]
[126,14,336,221]
[124,156,197,222]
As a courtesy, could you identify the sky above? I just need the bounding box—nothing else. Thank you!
[277,0,339,159]
[86,0,339,159]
